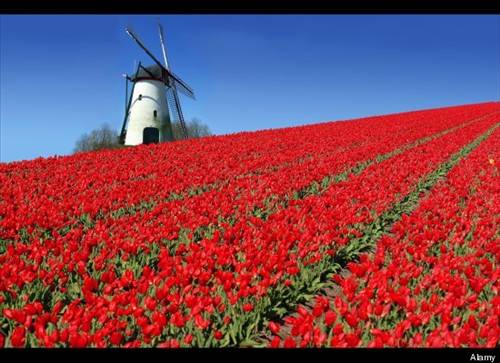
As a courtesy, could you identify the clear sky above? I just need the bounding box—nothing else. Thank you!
[1,15,499,162]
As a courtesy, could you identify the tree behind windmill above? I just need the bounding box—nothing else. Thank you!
[74,123,122,153]
[172,118,212,139]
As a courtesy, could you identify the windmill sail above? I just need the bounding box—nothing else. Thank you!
[166,87,188,139]
[126,27,165,70]
[157,21,170,69]
[156,22,189,139]
[126,26,195,99]
[166,69,195,100]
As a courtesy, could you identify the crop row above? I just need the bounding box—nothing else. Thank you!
[266,123,499,347]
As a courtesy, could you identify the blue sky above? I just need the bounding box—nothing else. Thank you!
[1,15,499,162]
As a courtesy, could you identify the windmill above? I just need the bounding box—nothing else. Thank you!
[119,21,194,145]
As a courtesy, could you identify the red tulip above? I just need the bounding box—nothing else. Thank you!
[110,332,122,345]
[269,322,281,335]
[284,337,296,348]
[214,331,223,340]
[269,336,281,348]
[324,311,337,327]
[184,334,194,345]
[11,327,26,347]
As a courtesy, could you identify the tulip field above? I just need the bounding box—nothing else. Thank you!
[0,102,499,348]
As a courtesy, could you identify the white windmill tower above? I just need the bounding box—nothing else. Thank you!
[119,21,194,145]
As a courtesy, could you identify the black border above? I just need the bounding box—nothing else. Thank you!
[0,0,499,14]
[0,347,498,361]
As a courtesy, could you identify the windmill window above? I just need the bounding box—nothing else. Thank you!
[153,110,157,119]
[138,94,143,101]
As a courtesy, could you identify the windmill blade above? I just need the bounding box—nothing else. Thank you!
[157,20,170,69]
[155,22,195,98]
[167,71,195,99]
[126,27,166,71]
[166,87,188,139]
[166,88,180,122]
[127,26,195,99]
[172,88,188,139]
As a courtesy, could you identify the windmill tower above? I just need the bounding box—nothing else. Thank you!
[120,22,194,145]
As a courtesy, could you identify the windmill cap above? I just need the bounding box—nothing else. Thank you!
[130,64,168,83]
